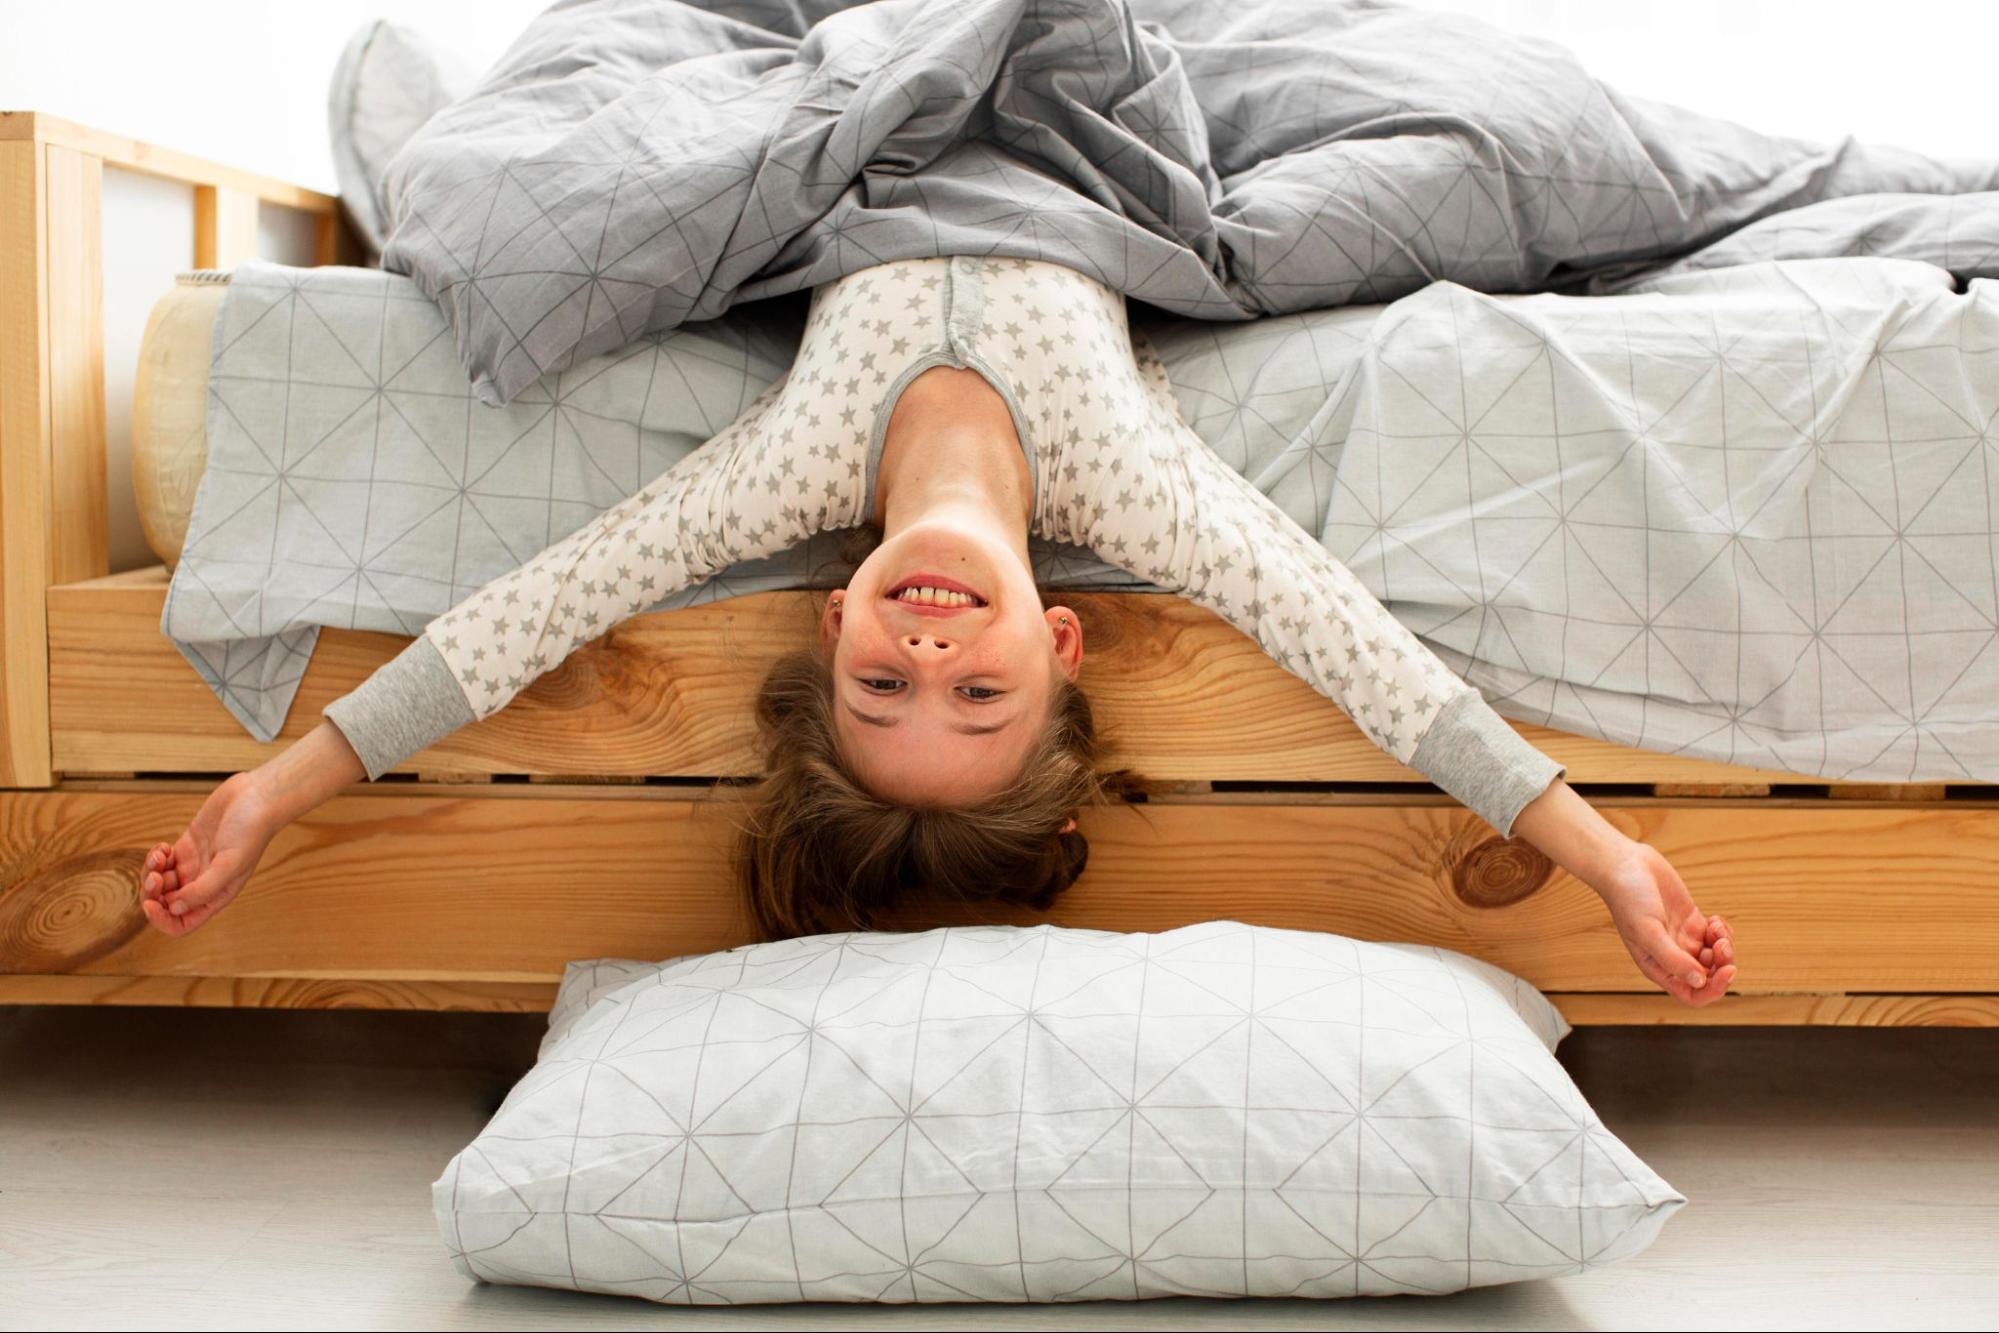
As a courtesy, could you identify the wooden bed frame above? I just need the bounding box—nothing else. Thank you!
[4,113,1996,1026]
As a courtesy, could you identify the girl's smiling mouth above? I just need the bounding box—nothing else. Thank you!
[884,572,989,615]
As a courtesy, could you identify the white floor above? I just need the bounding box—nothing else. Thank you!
[1,1006,1994,1332]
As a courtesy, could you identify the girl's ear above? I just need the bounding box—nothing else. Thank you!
[1059,816,1077,834]
[1044,605,1084,681]
[820,590,847,655]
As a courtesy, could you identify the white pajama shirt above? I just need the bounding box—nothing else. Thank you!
[324,256,1564,836]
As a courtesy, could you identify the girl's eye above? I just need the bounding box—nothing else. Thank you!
[860,678,904,693]
[958,686,1002,701]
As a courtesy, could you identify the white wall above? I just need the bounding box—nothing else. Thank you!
[1413,0,1995,162]
[3,0,1992,189]
[0,0,546,194]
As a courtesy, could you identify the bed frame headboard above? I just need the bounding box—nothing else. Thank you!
[0,111,351,788]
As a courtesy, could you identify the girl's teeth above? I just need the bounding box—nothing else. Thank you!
[896,586,977,606]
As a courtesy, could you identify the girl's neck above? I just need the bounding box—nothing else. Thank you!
[874,368,1032,560]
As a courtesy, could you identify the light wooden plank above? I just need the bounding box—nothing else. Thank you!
[44,143,107,584]
[0,111,338,214]
[1552,993,1999,1027]
[0,139,52,787]
[0,972,556,1011]
[193,185,258,269]
[48,572,1888,786]
[5,972,1993,1025]
[5,786,1998,994]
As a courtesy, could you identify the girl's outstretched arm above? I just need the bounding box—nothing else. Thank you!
[1510,779,1739,1006]
[139,721,365,934]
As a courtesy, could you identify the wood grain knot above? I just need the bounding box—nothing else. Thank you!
[1451,838,1554,909]
[0,850,146,972]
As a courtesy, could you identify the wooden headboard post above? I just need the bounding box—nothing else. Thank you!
[0,111,344,787]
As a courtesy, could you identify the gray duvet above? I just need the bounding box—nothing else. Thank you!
[380,0,1999,407]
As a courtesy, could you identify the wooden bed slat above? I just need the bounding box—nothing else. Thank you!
[192,185,259,270]
[5,785,1996,995]
[0,973,558,1012]
[0,975,1992,1027]
[50,570,1859,786]
[1551,993,1999,1027]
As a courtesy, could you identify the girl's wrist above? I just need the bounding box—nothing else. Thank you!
[246,723,363,831]
[1510,778,1640,897]
[235,765,293,840]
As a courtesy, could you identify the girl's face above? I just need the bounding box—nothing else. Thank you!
[824,517,1083,805]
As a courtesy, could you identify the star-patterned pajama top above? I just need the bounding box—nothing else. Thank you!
[324,256,1565,836]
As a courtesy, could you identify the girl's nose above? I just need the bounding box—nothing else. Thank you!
[904,634,953,651]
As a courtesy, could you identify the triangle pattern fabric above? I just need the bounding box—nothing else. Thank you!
[433,924,1682,1305]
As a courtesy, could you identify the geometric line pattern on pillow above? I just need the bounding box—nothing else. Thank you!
[435,922,1682,1304]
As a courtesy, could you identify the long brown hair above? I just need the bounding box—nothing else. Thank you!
[733,644,1139,939]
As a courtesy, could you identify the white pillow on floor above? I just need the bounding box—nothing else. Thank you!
[434,921,1682,1303]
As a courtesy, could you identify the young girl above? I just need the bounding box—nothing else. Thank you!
[139,256,1737,1006]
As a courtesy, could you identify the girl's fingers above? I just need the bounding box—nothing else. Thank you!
[1684,964,1738,1008]
[166,868,228,914]
[140,899,187,936]
[169,900,220,934]
[1638,920,1708,989]
[1632,949,1698,1006]
[1681,907,1710,944]
[140,846,171,898]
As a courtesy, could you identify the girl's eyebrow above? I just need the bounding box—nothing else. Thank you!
[844,702,897,728]
[845,701,1014,736]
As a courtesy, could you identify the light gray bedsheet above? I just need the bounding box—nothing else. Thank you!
[167,254,1999,781]
[379,0,1999,406]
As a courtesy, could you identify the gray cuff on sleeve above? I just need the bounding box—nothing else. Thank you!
[321,634,477,781]
[1407,689,1566,839]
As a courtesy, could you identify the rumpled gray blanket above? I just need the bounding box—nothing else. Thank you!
[382,0,1999,406]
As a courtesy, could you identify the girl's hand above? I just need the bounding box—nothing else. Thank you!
[1595,841,1738,1007]
[1509,780,1739,1008]
[139,772,279,936]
